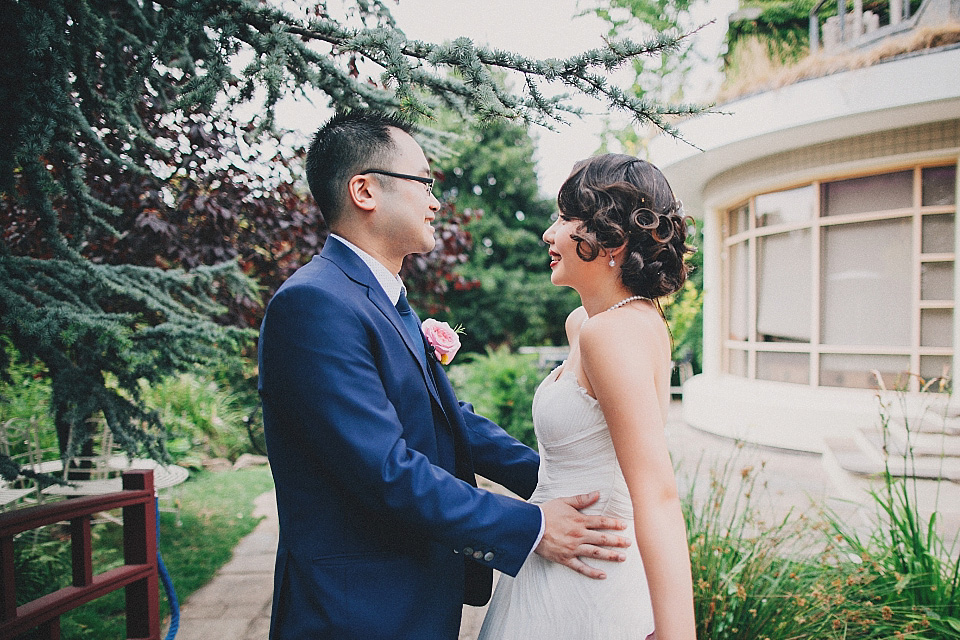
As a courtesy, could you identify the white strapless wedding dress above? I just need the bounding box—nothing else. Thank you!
[477,366,655,640]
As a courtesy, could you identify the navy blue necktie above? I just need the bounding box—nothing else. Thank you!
[395,290,426,361]
[397,290,454,468]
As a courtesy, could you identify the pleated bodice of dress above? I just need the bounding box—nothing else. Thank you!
[528,366,633,521]
[477,365,655,640]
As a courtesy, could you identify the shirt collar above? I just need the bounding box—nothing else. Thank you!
[329,234,404,305]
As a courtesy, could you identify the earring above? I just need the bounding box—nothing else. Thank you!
[609,257,616,267]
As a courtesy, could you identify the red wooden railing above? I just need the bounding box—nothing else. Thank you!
[0,470,159,639]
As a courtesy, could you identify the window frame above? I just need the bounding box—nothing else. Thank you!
[722,162,957,391]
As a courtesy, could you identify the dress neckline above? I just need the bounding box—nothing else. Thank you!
[549,362,598,404]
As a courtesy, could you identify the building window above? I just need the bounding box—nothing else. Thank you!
[821,217,912,346]
[821,170,913,216]
[722,163,957,390]
[758,229,811,342]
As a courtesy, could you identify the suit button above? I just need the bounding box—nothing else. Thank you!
[472,550,484,560]
[484,552,495,562]
[463,547,473,556]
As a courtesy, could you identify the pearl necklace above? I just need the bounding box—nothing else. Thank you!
[604,295,646,312]
[582,295,647,329]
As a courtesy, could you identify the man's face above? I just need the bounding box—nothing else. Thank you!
[374,129,441,259]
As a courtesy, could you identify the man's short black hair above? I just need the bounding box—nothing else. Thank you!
[305,110,415,226]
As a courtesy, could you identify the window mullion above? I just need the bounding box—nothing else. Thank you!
[812,181,822,386]
[748,198,757,379]
[912,167,923,391]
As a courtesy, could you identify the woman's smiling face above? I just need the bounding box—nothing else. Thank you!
[543,212,591,289]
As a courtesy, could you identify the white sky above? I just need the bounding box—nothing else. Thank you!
[275,0,738,196]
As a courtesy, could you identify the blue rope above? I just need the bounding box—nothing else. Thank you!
[156,496,180,639]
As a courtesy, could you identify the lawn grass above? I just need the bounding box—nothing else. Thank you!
[22,466,275,639]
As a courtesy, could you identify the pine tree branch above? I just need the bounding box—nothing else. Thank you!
[149,0,704,129]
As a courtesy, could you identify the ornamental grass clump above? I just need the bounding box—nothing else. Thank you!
[682,450,841,639]
[680,433,960,639]
[138,371,255,467]
[820,374,960,638]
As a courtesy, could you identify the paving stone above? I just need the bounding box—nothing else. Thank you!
[243,616,272,639]
[230,529,280,556]
[164,617,250,640]
[220,552,277,574]
[178,601,228,619]
[184,574,273,606]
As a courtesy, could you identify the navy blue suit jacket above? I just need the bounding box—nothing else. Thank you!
[259,238,541,639]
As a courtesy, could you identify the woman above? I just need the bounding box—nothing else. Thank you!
[478,155,696,640]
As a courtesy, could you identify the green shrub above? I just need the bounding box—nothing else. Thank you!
[447,347,543,447]
[665,277,703,385]
[664,224,703,377]
[139,371,255,467]
[2,349,261,472]
[0,351,58,457]
[12,528,72,607]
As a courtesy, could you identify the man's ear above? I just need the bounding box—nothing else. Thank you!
[347,174,378,212]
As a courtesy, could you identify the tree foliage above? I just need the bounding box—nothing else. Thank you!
[664,224,703,375]
[581,0,706,156]
[1,0,697,475]
[429,117,580,352]
[583,0,704,99]
[584,0,705,372]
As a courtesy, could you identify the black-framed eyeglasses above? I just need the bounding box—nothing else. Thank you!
[357,169,435,194]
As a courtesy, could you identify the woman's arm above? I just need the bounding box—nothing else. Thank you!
[579,311,696,640]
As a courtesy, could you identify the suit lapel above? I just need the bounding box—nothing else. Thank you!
[369,290,444,404]
[320,239,444,405]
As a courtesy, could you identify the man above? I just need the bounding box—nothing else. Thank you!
[258,110,630,639]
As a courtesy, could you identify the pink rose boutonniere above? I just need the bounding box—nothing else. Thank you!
[421,319,464,365]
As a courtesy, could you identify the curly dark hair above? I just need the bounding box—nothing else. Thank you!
[556,154,693,300]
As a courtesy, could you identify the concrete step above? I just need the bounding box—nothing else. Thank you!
[888,408,960,436]
[824,436,887,477]
[866,423,960,457]
[825,432,960,482]
[821,434,960,544]
[859,428,960,481]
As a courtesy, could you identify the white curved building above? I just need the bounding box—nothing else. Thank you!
[649,6,960,453]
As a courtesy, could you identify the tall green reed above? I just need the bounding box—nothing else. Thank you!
[138,371,253,466]
[683,449,841,639]
[680,428,960,639]
[821,374,960,638]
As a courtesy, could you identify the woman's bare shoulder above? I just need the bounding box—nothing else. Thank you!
[564,306,588,342]
[580,305,668,361]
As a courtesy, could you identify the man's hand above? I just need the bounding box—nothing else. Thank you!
[535,492,631,579]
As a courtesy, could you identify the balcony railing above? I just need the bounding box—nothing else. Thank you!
[810,0,916,53]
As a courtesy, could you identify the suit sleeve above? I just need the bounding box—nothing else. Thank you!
[260,282,541,576]
[456,402,539,501]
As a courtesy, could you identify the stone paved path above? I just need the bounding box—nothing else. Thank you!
[167,490,277,640]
